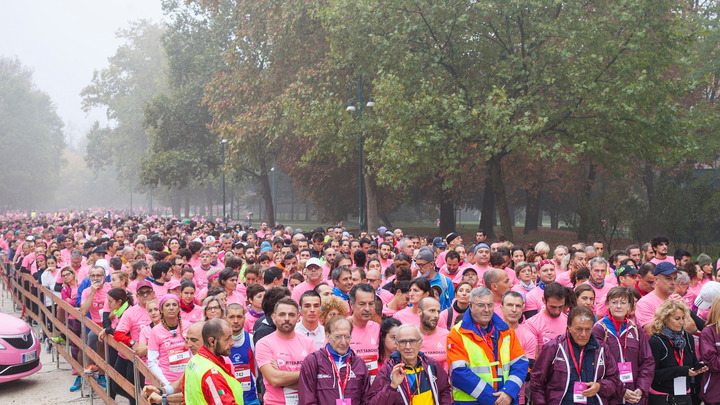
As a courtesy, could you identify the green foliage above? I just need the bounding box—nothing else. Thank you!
[0,57,66,208]
[81,20,169,187]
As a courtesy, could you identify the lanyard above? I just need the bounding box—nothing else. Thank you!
[567,332,585,380]
[612,318,629,358]
[476,323,495,351]
[327,349,351,399]
[669,341,684,366]
[403,366,421,403]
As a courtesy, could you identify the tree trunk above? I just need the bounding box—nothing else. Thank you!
[305,201,310,221]
[524,187,541,234]
[380,213,393,229]
[170,192,181,217]
[259,174,275,226]
[577,162,597,242]
[550,209,559,229]
[439,186,456,235]
[480,176,496,239]
[290,193,295,221]
[365,174,380,233]
[642,165,657,239]
[184,197,190,218]
[489,155,513,241]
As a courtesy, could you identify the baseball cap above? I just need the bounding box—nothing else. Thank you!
[166,279,181,291]
[305,258,323,268]
[378,226,387,234]
[92,245,107,255]
[695,281,720,310]
[136,280,154,291]
[432,237,447,249]
[415,249,434,263]
[616,264,639,277]
[654,262,678,276]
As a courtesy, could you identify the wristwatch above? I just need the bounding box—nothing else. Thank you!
[129,340,136,346]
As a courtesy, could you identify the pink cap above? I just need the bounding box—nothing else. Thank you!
[166,279,181,291]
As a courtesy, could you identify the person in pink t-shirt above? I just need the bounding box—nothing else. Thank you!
[649,236,674,266]
[178,280,204,324]
[523,282,569,356]
[147,294,191,386]
[393,277,432,326]
[523,260,556,318]
[290,258,324,303]
[418,297,450,371]
[256,298,317,405]
[193,250,214,289]
[586,257,614,317]
[635,261,697,337]
[501,291,534,404]
[382,280,410,317]
[348,284,382,382]
[244,284,265,333]
[218,268,245,305]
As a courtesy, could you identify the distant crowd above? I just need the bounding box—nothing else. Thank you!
[1,214,720,405]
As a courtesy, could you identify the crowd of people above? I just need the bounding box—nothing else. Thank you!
[2,214,720,405]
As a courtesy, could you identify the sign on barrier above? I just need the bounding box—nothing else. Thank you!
[0,269,162,405]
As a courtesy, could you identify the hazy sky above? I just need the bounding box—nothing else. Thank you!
[0,1,166,146]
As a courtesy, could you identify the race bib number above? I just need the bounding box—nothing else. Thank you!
[336,400,351,405]
[283,388,299,405]
[673,377,687,396]
[573,382,587,404]
[168,348,191,372]
[618,362,633,383]
[234,364,252,391]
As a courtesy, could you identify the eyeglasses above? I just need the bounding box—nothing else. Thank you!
[329,334,352,341]
[609,301,629,307]
[396,338,421,347]
[471,303,494,310]
[137,290,154,297]
[207,306,221,312]
[415,261,433,269]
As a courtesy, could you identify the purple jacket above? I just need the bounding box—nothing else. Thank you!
[592,318,654,404]
[298,347,371,405]
[699,326,720,403]
[367,351,453,405]
[529,333,621,405]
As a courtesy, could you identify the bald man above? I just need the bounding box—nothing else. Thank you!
[484,269,512,318]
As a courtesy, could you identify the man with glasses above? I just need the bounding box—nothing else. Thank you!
[299,316,371,404]
[367,323,452,403]
[447,287,528,405]
[291,258,324,302]
[364,268,394,304]
[418,297,450,370]
[416,248,454,311]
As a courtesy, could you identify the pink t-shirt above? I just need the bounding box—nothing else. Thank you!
[193,265,212,290]
[421,328,450,371]
[377,289,394,305]
[225,290,246,306]
[523,311,568,355]
[634,291,666,328]
[503,267,519,285]
[244,309,262,333]
[151,282,168,298]
[515,324,536,405]
[180,305,204,324]
[290,280,319,303]
[586,282,613,317]
[684,280,707,308]
[148,321,192,384]
[379,258,394,271]
[383,305,402,317]
[651,256,675,266]
[349,321,381,380]
[394,307,421,326]
[116,304,151,342]
[81,283,111,324]
[255,332,317,405]
[453,264,486,286]
[555,270,573,287]
[523,287,544,313]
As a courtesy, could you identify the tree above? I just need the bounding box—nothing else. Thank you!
[0,57,65,208]
[81,20,168,190]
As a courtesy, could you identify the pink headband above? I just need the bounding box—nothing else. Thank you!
[538,259,554,269]
[159,294,180,308]
[207,272,220,281]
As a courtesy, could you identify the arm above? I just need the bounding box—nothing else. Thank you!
[447,329,499,403]
[636,326,656,395]
[114,311,134,346]
[684,316,698,334]
[700,328,720,373]
[597,348,621,398]
[258,364,300,387]
[297,354,319,405]
[79,287,96,316]
[147,350,171,387]
[648,336,690,385]
[366,362,402,404]
[200,369,240,405]
[501,332,529,400]
[431,358,453,405]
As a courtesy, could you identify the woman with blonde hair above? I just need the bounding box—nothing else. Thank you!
[318,295,349,325]
[699,295,720,404]
[648,299,708,405]
[202,295,225,320]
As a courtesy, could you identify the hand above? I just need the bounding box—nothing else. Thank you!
[134,343,148,358]
[689,366,709,377]
[143,385,160,398]
[623,388,642,404]
[492,391,513,405]
[90,282,99,292]
[669,293,683,301]
[147,392,162,404]
[270,359,279,370]
[581,382,600,397]
[389,363,405,389]
[98,329,106,341]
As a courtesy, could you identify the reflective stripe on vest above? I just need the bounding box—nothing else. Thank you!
[184,354,245,405]
[452,323,511,402]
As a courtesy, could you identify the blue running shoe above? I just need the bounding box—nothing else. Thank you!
[70,376,82,392]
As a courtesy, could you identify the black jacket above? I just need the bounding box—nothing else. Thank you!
[648,331,702,395]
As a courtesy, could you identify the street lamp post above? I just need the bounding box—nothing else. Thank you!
[270,166,276,220]
[346,77,375,233]
[221,139,227,223]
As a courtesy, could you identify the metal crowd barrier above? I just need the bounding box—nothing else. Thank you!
[0,266,162,405]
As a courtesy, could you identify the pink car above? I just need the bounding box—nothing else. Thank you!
[0,312,41,382]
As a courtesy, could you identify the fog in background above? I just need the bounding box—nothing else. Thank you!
[0,1,165,211]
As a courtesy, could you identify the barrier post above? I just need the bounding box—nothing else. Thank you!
[80,315,92,403]
[53,303,59,369]
[133,355,141,402]
[104,338,110,400]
